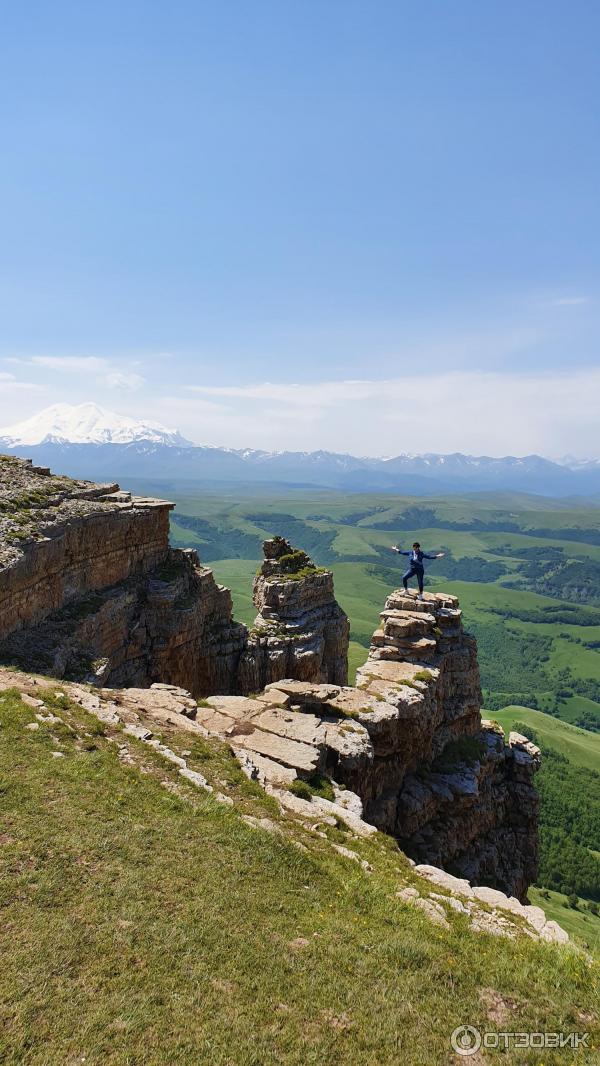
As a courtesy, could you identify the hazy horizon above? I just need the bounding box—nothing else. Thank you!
[1,399,598,465]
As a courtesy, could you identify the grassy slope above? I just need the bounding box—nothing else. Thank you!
[1,687,599,1065]
[493,707,600,772]
[528,888,600,956]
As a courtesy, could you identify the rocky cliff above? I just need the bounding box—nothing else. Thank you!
[0,457,170,640]
[0,456,540,901]
[0,460,347,697]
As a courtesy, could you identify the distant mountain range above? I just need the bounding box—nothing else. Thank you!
[1,402,599,497]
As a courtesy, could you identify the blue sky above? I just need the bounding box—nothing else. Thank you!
[1,1,599,455]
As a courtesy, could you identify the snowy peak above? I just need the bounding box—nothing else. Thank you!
[0,403,193,447]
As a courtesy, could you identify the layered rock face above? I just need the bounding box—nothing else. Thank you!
[0,546,248,694]
[0,459,246,694]
[353,590,540,899]
[187,589,540,901]
[236,537,349,693]
[0,457,170,640]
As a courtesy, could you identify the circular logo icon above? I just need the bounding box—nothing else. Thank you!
[451,1025,482,1056]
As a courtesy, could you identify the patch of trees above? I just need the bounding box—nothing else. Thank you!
[434,549,508,583]
[526,526,600,547]
[482,690,541,712]
[488,604,600,627]
[367,506,522,534]
[306,509,383,526]
[171,516,263,560]
[503,550,600,607]
[469,621,552,691]
[537,830,600,900]
[574,711,600,733]
[553,667,600,707]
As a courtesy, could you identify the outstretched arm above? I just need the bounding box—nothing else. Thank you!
[423,552,445,560]
[390,545,410,556]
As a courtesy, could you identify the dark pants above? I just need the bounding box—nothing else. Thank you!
[403,564,424,593]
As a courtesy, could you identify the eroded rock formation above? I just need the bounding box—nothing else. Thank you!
[237,537,349,692]
[182,591,540,901]
[356,589,540,899]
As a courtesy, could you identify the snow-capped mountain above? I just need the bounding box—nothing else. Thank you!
[0,403,192,447]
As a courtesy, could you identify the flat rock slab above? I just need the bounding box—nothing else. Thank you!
[194,708,237,736]
[205,695,265,716]
[357,660,436,685]
[326,688,391,718]
[381,610,437,628]
[239,751,297,786]
[415,864,475,898]
[253,707,327,746]
[253,688,290,707]
[540,921,569,944]
[265,680,341,703]
[231,728,322,775]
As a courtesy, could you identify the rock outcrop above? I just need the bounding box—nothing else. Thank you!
[0,459,247,693]
[236,537,349,692]
[0,456,171,640]
[355,589,540,899]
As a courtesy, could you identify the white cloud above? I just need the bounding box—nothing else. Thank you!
[175,368,600,457]
[103,371,145,390]
[31,355,109,372]
[554,296,589,306]
[0,372,15,382]
[1,356,146,396]
[0,378,44,397]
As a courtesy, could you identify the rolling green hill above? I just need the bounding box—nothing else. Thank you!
[528,887,600,955]
[493,708,600,771]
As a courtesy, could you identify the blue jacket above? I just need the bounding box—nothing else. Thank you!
[397,548,437,566]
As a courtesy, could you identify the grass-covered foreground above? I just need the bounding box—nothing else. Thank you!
[1,686,599,1064]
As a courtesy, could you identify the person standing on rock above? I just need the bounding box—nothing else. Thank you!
[390,542,445,598]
